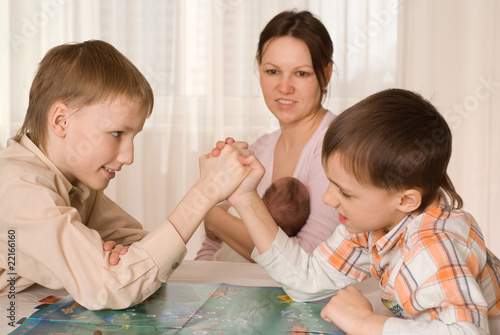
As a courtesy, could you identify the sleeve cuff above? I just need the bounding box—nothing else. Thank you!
[252,228,288,267]
[140,219,187,281]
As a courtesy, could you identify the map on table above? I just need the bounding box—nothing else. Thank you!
[11,282,345,334]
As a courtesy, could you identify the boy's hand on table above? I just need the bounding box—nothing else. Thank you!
[320,286,387,335]
[103,241,129,265]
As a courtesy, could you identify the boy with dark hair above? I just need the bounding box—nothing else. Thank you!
[213,88,500,334]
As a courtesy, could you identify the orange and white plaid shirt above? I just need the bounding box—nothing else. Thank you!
[254,202,500,334]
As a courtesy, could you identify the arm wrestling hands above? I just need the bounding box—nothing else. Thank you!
[106,139,256,265]
[211,141,388,335]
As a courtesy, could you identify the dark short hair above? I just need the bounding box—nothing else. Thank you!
[322,88,463,210]
[262,177,310,236]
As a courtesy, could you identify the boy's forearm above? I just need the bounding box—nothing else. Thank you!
[231,191,279,255]
[168,179,221,243]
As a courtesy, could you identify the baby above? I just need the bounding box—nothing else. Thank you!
[214,177,310,262]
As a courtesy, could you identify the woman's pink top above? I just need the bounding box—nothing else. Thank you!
[195,111,340,259]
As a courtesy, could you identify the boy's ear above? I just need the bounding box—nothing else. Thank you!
[48,102,71,138]
[397,189,422,213]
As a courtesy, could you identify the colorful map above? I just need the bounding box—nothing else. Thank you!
[10,283,345,334]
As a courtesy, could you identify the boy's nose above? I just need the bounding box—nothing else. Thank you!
[118,142,134,165]
[323,184,340,208]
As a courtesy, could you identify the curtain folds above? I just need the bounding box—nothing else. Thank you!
[397,0,500,256]
[2,0,498,258]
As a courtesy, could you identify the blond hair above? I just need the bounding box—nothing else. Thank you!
[15,40,154,149]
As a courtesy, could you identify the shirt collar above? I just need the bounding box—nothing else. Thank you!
[372,199,449,255]
[373,214,412,254]
[19,135,90,200]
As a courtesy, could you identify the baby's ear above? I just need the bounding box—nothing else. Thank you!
[48,102,71,138]
[397,189,422,213]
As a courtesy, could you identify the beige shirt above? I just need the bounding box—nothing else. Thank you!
[0,136,187,310]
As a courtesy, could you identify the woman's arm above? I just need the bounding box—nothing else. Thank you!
[200,136,275,260]
[203,132,338,259]
[194,235,222,261]
[201,139,278,255]
[203,205,257,261]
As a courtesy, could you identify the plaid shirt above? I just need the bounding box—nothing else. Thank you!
[255,202,500,333]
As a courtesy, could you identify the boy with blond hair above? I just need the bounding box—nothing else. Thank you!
[0,40,250,310]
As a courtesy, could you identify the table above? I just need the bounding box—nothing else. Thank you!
[1,260,389,334]
[167,260,391,316]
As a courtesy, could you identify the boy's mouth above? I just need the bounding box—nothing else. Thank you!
[339,213,348,225]
[102,166,116,179]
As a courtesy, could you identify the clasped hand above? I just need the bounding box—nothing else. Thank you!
[202,137,265,205]
[102,138,262,266]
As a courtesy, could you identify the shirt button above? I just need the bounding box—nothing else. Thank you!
[172,262,179,269]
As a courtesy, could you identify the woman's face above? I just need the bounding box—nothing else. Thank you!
[258,36,324,126]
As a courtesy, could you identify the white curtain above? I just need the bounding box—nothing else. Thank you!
[1,0,498,258]
[397,0,500,256]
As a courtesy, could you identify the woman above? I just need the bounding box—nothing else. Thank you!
[196,10,340,261]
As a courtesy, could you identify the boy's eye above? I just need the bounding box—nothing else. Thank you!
[338,189,351,199]
[111,131,123,138]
